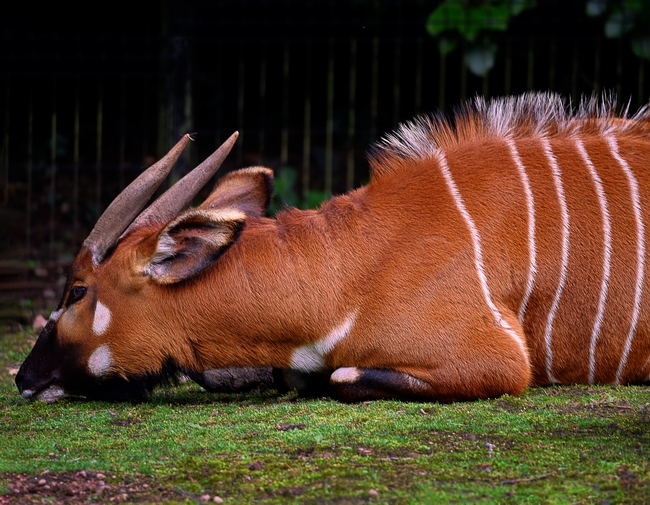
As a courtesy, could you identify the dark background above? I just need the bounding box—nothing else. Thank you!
[1,0,647,321]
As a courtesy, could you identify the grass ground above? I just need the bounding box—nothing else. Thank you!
[1,324,649,504]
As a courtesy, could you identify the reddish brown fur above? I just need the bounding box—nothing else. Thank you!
[17,93,650,402]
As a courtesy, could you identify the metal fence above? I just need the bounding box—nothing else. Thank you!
[1,4,649,266]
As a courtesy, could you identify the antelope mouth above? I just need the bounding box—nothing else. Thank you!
[22,385,75,403]
[18,370,77,403]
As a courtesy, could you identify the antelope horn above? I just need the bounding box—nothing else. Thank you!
[83,134,192,266]
[123,131,239,234]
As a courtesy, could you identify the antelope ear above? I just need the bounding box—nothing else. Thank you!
[200,167,274,217]
[145,208,246,284]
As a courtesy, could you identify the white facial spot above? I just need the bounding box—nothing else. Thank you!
[49,309,63,322]
[92,301,112,335]
[290,311,357,373]
[330,367,361,384]
[88,345,114,377]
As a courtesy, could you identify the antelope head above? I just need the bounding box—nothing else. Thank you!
[14,132,272,402]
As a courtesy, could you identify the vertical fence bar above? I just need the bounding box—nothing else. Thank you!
[302,41,312,206]
[2,78,9,207]
[142,76,150,165]
[325,38,335,195]
[119,77,126,190]
[616,37,623,102]
[237,48,245,166]
[393,38,401,126]
[49,81,57,259]
[438,49,446,111]
[26,81,33,260]
[347,38,357,191]
[73,77,80,244]
[95,82,103,219]
[302,43,311,207]
[460,41,467,101]
[259,45,267,157]
[527,37,534,91]
[571,44,579,104]
[548,37,556,92]
[370,37,379,142]
[415,37,423,114]
[482,36,489,97]
[214,42,222,145]
[639,59,645,108]
[594,38,601,95]
[504,39,512,95]
[281,40,290,167]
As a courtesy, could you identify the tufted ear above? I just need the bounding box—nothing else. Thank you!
[200,166,274,217]
[145,208,246,284]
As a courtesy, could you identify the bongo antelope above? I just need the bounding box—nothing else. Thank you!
[16,92,650,402]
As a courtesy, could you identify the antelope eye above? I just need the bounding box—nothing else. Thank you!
[68,286,87,305]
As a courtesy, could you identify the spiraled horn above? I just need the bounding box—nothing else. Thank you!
[123,131,239,234]
[83,134,192,266]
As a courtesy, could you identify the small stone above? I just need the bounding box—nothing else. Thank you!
[96,473,106,479]
[213,497,224,503]
[369,489,379,496]
[38,479,47,486]
[33,315,48,330]
[200,494,211,501]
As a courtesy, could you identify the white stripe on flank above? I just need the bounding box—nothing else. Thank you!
[541,138,568,384]
[575,138,612,384]
[506,139,537,325]
[290,311,357,373]
[435,150,529,366]
[607,136,645,384]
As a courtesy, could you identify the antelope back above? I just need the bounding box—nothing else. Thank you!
[369,93,650,386]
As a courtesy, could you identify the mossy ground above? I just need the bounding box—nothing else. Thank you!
[1,325,649,504]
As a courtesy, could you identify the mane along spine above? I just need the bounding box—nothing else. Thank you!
[369,92,650,386]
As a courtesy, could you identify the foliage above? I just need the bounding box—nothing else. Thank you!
[269,167,329,215]
[426,0,536,77]
[586,0,650,60]
[1,325,650,503]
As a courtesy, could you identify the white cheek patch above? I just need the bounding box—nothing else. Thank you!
[290,312,357,373]
[88,345,114,377]
[330,367,361,384]
[92,301,112,335]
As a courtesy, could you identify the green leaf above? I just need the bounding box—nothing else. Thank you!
[508,0,536,16]
[463,5,510,41]
[466,42,498,77]
[438,36,458,56]
[306,190,330,209]
[426,1,466,36]
[604,8,636,38]
[586,0,608,17]
[622,0,643,14]
[631,37,650,60]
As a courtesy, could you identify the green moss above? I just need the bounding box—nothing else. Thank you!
[1,325,649,503]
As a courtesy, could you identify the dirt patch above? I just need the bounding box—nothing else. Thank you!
[0,471,184,504]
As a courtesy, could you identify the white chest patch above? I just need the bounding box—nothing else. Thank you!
[290,312,357,373]
[92,301,112,335]
[88,344,114,377]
